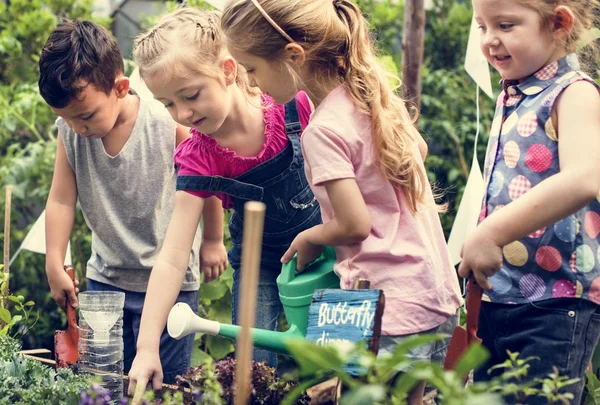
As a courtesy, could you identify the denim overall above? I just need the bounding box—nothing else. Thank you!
[176,100,322,366]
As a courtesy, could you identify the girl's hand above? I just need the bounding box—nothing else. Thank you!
[199,239,229,283]
[281,229,323,271]
[128,348,163,399]
[457,226,503,290]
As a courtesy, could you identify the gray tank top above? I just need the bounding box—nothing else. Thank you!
[59,94,200,292]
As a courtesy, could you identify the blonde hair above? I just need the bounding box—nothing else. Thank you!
[222,0,429,213]
[517,0,600,71]
[133,7,257,96]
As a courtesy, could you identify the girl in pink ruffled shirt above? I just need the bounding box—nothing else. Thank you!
[127,8,320,392]
[176,92,311,208]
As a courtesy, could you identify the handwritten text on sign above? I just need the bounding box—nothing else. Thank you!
[306,289,384,351]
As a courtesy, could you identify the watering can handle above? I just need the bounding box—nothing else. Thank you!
[64,266,78,332]
[279,246,336,284]
[466,279,483,344]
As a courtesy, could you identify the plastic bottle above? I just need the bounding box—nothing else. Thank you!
[78,291,125,403]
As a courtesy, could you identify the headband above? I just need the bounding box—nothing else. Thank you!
[248,0,294,43]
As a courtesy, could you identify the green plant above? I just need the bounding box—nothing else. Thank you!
[282,336,501,405]
[584,371,600,405]
[0,335,90,405]
[282,338,583,405]
[0,266,38,337]
[486,351,579,405]
[192,211,236,362]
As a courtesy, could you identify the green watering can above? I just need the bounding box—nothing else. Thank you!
[167,246,339,355]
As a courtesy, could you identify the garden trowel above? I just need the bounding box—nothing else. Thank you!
[443,279,483,370]
[54,266,79,368]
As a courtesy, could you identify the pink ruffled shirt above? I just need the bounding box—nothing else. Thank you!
[301,86,463,335]
[174,92,311,208]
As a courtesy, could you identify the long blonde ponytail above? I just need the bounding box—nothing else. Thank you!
[222,0,428,212]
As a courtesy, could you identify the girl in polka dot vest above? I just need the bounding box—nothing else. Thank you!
[459,0,600,402]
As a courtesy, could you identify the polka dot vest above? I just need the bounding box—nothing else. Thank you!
[480,53,600,304]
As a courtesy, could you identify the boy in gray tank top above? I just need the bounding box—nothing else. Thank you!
[38,20,227,383]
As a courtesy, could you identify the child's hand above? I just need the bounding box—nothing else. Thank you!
[199,239,229,283]
[281,230,323,271]
[457,227,503,290]
[47,268,79,309]
[127,348,163,399]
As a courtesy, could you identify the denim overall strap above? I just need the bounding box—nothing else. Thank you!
[283,99,304,172]
[284,99,301,137]
[228,98,319,247]
[176,175,264,201]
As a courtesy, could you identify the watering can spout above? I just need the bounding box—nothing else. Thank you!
[167,246,339,356]
[167,302,220,339]
[167,303,304,355]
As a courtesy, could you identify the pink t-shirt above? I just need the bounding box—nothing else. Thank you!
[175,92,311,209]
[302,86,463,335]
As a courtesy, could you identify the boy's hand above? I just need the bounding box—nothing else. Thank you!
[457,227,503,290]
[128,348,163,399]
[281,230,323,271]
[199,239,228,283]
[47,268,79,309]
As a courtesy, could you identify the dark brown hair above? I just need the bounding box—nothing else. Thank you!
[38,20,124,108]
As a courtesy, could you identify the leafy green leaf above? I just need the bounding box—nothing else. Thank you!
[454,343,490,379]
[0,309,10,324]
[200,280,229,301]
[585,371,600,405]
[341,384,387,405]
[286,339,345,377]
[205,335,233,361]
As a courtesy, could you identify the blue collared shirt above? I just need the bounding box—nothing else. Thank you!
[480,53,600,304]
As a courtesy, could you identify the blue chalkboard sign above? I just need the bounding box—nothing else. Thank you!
[305,289,384,354]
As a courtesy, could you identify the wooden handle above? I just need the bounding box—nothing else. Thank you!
[234,201,266,405]
[466,279,483,344]
[64,266,78,333]
[3,186,12,304]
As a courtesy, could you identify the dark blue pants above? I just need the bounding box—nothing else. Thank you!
[474,298,600,405]
[86,279,199,383]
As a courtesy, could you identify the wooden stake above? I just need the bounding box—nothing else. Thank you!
[402,0,426,114]
[234,201,266,405]
[18,348,52,355]
[2,186,12,312]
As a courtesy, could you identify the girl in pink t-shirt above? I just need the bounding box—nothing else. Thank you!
[222,1,462,403]
[127,8,320,393]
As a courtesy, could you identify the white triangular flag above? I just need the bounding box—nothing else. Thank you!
[464,16,494,99]
[446,16,494,265]
[9,210,72,266]
[447,153,485,265]
[447,86,486,265]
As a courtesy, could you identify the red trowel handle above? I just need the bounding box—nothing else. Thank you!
[64,266,78,336]
[466,279,483,344]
